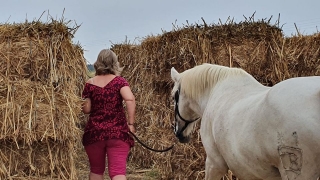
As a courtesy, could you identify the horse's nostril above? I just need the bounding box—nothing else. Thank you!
[176,133,190,143]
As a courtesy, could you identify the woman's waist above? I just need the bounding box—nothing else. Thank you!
[90,110,125,117]
[85,119,127,130]
[91,106,124,113]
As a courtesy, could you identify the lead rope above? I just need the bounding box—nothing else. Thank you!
[129,131,175,153]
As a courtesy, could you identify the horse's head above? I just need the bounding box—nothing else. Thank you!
[171,67,200,143]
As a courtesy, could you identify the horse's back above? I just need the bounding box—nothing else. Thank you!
[266,76,320,131]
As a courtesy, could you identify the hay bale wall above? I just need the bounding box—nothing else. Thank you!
[0,19,87,179]
[112,18,320,179]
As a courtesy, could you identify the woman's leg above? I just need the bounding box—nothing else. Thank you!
[89,172,104,180]
[85,141,107,180]
[111,175,126,180]
[106,139,130,180]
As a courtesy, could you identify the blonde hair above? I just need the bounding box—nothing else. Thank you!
[94,49,123,75]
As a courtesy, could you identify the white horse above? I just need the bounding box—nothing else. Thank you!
[170,63,320,180]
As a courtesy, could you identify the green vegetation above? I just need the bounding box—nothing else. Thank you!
[87,64,95,78]
[143,169,161,179]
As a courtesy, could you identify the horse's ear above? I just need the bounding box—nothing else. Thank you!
[171,67,180,82]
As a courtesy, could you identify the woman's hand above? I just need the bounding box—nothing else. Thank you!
[128,124,136,134]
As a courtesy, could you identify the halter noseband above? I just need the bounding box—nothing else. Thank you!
[174,86,199,136]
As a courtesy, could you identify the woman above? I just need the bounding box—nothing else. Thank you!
[82,49,136,180]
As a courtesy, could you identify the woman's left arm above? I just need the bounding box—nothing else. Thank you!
[82,98,91,114]
[82,78,93,114]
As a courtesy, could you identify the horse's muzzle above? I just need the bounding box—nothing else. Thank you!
[176,133,190,143]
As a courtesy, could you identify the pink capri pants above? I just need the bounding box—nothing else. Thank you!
[84,139,130,179]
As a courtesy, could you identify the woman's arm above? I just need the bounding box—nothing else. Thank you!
[82,98,91,114]
[82,78,93,114]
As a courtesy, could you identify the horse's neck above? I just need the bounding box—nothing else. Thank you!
[192,88,213,116]
[225,74,265,89]
[195,74,265,116]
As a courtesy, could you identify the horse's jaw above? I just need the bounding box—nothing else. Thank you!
[188,94,209,117]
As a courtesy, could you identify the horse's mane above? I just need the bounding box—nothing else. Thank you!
[179,63,249,100]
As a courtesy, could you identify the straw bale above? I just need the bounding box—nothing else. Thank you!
[112,17,320,179]
[0,79,82,143]
[281,33,320,77]
[0,18,87,179]
[0,139,79,179]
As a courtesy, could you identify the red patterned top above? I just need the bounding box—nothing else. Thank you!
[82,76,134,147]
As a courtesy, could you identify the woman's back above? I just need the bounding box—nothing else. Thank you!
[82,75,134,147]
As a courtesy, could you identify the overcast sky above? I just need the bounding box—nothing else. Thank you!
[1,0,319,64]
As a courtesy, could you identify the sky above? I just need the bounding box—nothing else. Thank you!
[1,0,319,64]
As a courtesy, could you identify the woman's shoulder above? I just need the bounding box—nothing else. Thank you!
[115,76,129,86]
[86,77,94,84]
[115,76,127,81]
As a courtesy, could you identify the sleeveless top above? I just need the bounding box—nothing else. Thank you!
[81,76,134,147]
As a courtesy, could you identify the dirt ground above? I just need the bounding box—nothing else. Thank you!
[77,165,156,180]
[76,150,157,180]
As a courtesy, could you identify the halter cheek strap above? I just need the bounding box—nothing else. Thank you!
[174,87,199,136]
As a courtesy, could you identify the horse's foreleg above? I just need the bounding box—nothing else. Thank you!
[201,116,228,180]
[205,156,228,180]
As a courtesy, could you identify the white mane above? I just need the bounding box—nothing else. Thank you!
[179,63,248,100]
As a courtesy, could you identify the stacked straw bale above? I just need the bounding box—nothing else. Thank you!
[112,17,320,179]
[0,19,87,179]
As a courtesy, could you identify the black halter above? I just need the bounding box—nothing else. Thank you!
[174,86,199,136]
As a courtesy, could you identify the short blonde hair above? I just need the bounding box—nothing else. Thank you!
[93,49,123,75]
